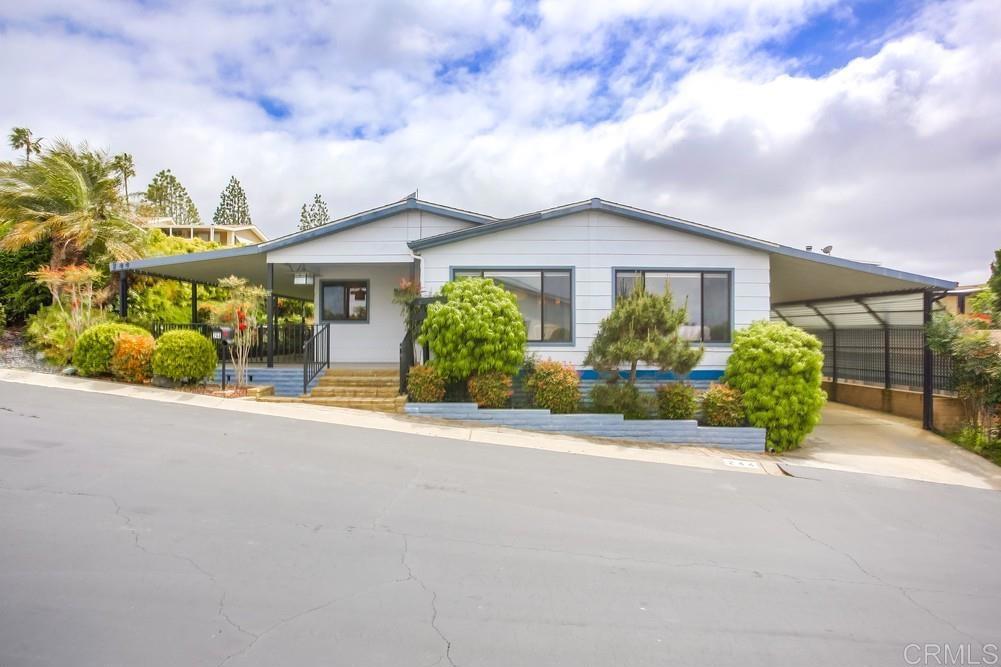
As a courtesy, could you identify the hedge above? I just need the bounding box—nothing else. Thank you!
[74,322,151,377]
[151,329,217,383]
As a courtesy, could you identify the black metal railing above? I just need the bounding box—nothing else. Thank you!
[807,326,955,393]
[146,321,314,364]
[303,323,330,395]
[399,330,414,394]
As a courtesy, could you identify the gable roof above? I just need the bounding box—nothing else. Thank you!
[407,198,956,290]
[111,197,493,273]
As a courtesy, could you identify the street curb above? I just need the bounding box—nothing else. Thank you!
[0,368,773,477]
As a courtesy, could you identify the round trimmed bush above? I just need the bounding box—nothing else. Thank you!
[74,322,151,377]
[700,384,746,426]
[419,278,527,381]
[467,372,513,408]
[407,365,446,402]
[151,329,217,384]
[655,382,697,420]
[525,360,580,413]
[111,333,156,383]
[590,381,652,419]
[724,321,826,451]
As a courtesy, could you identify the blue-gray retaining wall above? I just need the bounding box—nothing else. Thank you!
[213,366,319,397]
[404,403,765,452]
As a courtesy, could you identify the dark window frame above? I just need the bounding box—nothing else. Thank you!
[319,279,370,323]
[612,268,734,344]
[450,267,575,346]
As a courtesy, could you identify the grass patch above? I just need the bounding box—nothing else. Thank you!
[947,426,1001,467]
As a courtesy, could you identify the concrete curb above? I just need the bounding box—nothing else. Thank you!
[0,368,774,477]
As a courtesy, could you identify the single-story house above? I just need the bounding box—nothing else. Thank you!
[110,196,956,384]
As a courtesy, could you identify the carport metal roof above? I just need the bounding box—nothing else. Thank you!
[770,290,947,329]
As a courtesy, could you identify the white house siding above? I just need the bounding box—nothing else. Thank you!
[418,209,771,371]
[266,211,478,363]
[310,263,411,363]
[266,211,477,264]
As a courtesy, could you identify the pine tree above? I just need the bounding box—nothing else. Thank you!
[298,193,330,231]
[584,279,704,384]
[143,169,201,225]
[212,176,252,226]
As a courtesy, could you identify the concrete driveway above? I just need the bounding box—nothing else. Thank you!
[780,403,1001,490]
[2,380,1001,667]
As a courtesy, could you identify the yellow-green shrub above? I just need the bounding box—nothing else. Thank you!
[74,322,151,376]
[111,333,155,383]
[724,321,826,450]
[407,365,445,402]
[467,372,513,408]
[525,360,580,413]
[151,329,217,383]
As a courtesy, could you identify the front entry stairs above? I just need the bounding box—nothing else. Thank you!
[257,368,406,413]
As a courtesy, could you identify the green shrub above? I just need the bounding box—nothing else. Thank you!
[724,321,825,450]
[0,241,52,323]
[590,381,652,419]
[407,365,446,402]
[525,360,580,413]
[151,329,217,383]
[467,372,513,408]
[419,278,527,381]
[0,302,6,335]
[655,383,697,420]
[74,322,151,377]
[24,304,86,365]
[700,384,746,426]
[111,333,156,383]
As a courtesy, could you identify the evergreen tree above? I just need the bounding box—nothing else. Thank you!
[143,169,201,225]
[212,176,252,226]
[584,279,704,384]
[988,249,1001,318]
[298,193,330,230]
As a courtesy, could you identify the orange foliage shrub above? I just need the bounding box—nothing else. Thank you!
[111,332,155,383]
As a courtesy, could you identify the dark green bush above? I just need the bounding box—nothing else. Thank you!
[467,372,513,408]
[407,365,445,402]
[590,381,652,419]
[700,384,746,427]
[74,322,151,376]
[0,242,52,323]
[151,329,217,383]
[525,360,581,414]
[655,383,697,420]
[724,321,825,451]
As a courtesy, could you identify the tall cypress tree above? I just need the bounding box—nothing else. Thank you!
[212,176,252,226]
[143,169,201,225]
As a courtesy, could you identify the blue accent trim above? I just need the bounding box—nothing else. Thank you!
[577,369,725,381]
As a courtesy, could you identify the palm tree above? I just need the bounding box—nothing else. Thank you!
[0,139,146,271]
[8,127,43,163]
[111,153,136,200]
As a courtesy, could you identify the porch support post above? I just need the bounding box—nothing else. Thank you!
[266,263,275,368]
[118,271,129,319]
[191,282,198,324]
[922,289,934,430]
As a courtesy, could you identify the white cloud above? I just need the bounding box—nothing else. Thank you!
[0,0,997,284]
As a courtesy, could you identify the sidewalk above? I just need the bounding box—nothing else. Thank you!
[0,368,778,478]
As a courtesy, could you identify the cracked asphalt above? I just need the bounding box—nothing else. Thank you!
[1,381,1000,667]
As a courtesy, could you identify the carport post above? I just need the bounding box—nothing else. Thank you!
[118,271,129,319]
[266,263,275,368]
[190,283,198,324]
[922,290,934,430]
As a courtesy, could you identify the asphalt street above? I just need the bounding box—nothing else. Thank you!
[1,381,999,666]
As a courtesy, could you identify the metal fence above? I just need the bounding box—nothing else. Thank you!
[806,326,954,393]
[146,321,314,364]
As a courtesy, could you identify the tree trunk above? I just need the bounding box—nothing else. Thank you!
[629,359,638,385]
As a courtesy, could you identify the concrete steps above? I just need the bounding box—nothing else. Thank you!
[256,367,406,413]
[259,395,407,413]
[310,385,400,398]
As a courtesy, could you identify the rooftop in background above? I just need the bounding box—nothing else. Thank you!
[144,218,268,246]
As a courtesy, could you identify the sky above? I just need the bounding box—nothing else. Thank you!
[0,0,997,284]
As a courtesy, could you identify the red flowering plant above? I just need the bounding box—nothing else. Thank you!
[210,276,267,387]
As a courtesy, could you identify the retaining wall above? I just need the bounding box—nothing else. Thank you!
[404,403,765,452]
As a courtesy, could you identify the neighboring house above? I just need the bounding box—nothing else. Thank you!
[940,284,988,316]
[145,217,268,246]
[112,197,956,380]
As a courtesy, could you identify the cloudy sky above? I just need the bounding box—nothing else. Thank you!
[1,0,997,283]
